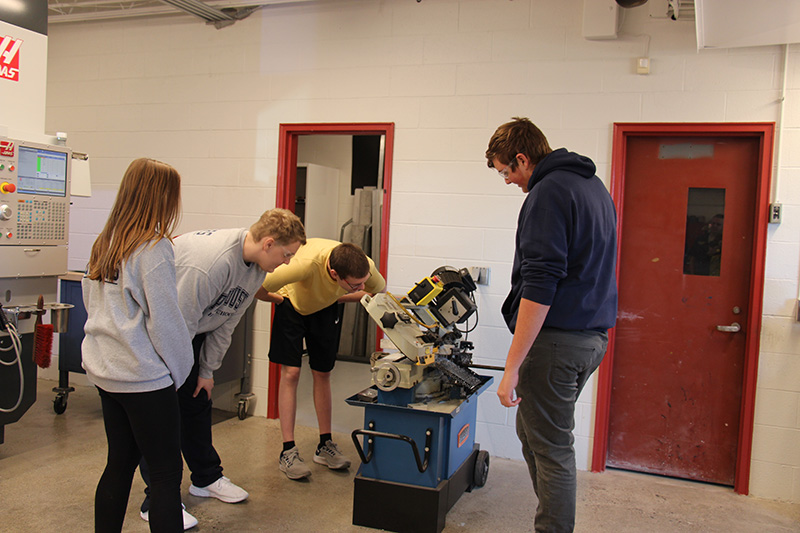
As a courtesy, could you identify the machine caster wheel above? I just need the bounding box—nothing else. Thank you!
[473,449,490,488]
[53,394,68,415]
[237,399,248,420]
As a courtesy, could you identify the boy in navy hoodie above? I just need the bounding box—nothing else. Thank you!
[486,118,617,533]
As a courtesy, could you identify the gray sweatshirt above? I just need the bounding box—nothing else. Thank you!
[174,228,266,379]
[81,238,194,393]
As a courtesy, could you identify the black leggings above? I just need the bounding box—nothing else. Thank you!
[96,385,183,533]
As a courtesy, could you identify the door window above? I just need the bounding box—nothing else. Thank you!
[684,187,725,276]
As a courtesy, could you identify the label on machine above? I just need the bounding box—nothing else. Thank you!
[457,423,470,448]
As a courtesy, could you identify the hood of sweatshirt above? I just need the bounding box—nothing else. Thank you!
[527,147,597,191]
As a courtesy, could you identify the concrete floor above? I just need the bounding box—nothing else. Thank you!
[1,379,799,533]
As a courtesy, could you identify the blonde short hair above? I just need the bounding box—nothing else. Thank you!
[249,208,306,245]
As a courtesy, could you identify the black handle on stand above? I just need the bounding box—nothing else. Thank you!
[351,422,433,473]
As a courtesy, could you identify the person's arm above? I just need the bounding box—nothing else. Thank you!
[338,290,368,303]
[261,260,306,293]
[193,306,248,397]
[174,261,227,398]
[175,265,221,340]
[497,298,550,408]
[497,179,568,408]
[138,242,195,389]
[255,286,284,304]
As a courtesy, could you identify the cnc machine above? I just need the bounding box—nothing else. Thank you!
[0,137,72,443]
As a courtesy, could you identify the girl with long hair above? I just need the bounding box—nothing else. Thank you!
[81,158,194,532]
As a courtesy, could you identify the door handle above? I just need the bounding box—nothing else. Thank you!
[716,322,741,333]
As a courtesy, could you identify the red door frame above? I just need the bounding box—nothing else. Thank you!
[267,122,395,419]
[591,122,774,495]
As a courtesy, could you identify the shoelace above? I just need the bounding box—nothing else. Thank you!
[284,450,300,466]
[321,443,340,456]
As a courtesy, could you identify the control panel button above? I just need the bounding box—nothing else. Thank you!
[8,165,15,172]
[1,182,15,193]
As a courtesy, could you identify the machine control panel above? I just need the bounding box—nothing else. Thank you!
[0,137,71,246]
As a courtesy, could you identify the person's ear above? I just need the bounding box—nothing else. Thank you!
[516,153,531,169]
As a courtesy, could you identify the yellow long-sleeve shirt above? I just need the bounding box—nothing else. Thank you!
[261,238,385,316]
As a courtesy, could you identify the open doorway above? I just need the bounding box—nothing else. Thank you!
[295,134,383,363]
[268,122,395,419]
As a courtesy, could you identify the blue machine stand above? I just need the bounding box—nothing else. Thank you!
[347,375,493,533]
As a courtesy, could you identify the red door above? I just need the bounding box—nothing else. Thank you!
[607,134,762,485]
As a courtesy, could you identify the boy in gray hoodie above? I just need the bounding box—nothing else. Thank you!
[139,208,306,529]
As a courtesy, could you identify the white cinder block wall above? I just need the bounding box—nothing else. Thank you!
[43,0,800,502]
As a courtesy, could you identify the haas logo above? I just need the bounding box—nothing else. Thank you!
[0,140,14,157]
[0,36,22,82]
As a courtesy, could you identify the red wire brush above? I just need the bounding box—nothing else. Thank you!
[34,295,53,369]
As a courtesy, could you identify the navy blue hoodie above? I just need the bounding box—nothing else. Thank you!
[502,148,618,333]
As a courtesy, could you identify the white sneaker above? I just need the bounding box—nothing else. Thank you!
[189,476,249,503]
[139,503,198,530]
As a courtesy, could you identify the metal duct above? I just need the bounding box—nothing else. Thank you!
[159,0,233,21]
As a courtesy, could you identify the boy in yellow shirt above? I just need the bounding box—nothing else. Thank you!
[256,239,385,480]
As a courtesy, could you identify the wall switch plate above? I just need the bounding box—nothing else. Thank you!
[769,202,782,224]
[469,266,491,286]
[636,57,650,75]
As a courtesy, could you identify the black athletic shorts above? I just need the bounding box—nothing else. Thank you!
[268,298,343,373]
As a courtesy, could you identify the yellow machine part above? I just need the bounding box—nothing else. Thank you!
[407,276,443,306]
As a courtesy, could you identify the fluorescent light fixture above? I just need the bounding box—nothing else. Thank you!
[0,0,27,14]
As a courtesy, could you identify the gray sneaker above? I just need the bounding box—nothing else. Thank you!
[280,446,312,480]
[314,440,351,470]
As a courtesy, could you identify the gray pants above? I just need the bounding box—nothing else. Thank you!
[515,328,608,533]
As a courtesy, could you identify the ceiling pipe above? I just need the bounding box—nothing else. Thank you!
[48,0,315,24]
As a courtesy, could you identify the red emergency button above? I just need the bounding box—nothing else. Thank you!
[1,182,15,193]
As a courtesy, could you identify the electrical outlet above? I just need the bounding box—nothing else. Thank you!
[769,203,782,224]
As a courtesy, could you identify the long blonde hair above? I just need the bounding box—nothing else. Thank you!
[87,158,182,282]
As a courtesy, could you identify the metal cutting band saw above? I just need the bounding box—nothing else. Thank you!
[347,266,493,533]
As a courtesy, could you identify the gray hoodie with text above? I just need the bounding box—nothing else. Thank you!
[81,238,194,393]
